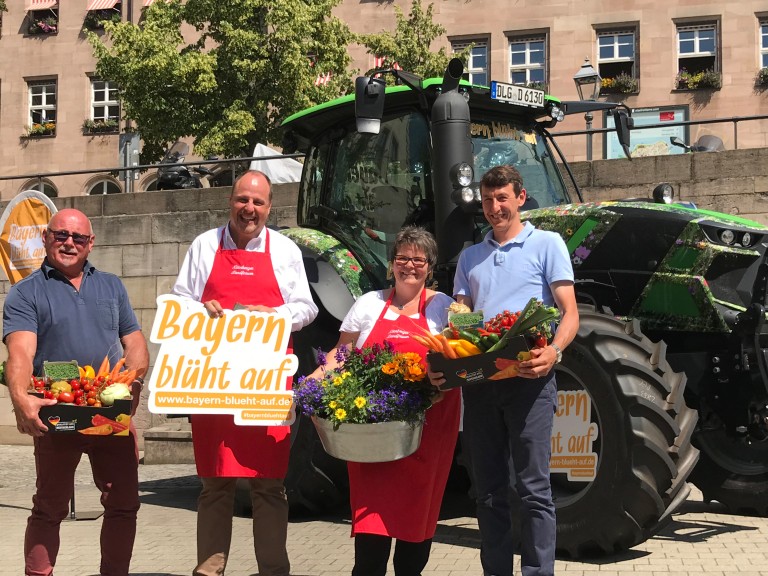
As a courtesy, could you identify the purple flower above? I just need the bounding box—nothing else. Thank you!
[316,349,327,367]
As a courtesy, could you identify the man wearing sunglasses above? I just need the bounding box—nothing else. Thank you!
[3,208,149,576]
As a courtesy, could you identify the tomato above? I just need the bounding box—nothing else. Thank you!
[534,335,548,348]
[57,391,75,404]
[82,382,93,393]
[93,401,102,408]
[86,397,97,406]
[70,381,81,392]
[43,390,55,400]
[73,389,84,399]
[86,390,97,399]
[74,397,85,406]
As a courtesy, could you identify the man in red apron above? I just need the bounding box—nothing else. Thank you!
[172,171,318,576]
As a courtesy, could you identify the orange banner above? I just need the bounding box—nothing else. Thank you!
[0,191,57,285]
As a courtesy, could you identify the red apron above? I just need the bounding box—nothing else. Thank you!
[348,289,461,542]
[191,228,291,478]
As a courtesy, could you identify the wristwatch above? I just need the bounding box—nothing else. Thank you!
[551,344,563,364]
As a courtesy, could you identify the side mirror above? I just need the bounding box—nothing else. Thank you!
[355,76,386,134]
[612,109,634,159]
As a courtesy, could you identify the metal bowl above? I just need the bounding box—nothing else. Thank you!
[311,415,424,463]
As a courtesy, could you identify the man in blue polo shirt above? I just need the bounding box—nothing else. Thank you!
[3,208,149,576]
[453,165,578,576]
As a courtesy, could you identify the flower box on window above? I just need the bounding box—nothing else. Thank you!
[28,16,58,35]
[757,68,768,87]
[526,81,548,93]
[83,119,119,134]
[600,72,639,95]
[675,69,721,90]
[26,122,56,137]
[83,9,121,31]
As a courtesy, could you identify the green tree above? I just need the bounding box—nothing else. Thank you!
[89,0,353,161]
[0,1,7,12]
[356,0,467,80]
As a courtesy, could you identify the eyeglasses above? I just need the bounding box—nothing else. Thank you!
[393,255,428,267]
[47,229,92,247]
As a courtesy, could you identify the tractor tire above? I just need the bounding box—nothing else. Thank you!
[551,306,699,557]
[690,427,768,516]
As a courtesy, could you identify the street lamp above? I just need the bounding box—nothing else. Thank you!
[573,58,602,160]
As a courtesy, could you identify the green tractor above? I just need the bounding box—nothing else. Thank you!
[279,59,768,556]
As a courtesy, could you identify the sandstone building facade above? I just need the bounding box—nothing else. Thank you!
[1,0,767,199]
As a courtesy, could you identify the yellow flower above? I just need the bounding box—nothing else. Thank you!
[404,363,426,382]
[335,408,347,421]
[333,376,343,386]
[354,396,366,408]
[381,361,398,375]
[329,401,338,409]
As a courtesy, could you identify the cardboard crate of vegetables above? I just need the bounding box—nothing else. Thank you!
[30,356,137,436]
[415,298,560,389]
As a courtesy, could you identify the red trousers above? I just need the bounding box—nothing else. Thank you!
[25,431,140,576]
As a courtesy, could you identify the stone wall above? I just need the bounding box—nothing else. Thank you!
[2,148,768,446]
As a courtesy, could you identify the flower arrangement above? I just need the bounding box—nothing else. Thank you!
[676,68,721,90]
[600,73,639,95]
[294,342,437,429]
[83,9,121,31]
[27,122,56,137]
[83,118,119,134]
[757,67,768,87]
[28,16,57,35]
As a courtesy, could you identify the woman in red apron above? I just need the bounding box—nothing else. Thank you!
[311,227,461,576]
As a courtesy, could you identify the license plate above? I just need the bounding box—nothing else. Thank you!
[490,81,545,108]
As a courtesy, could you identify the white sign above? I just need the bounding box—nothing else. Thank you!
[490,81,545,108]
[147,294,298,426]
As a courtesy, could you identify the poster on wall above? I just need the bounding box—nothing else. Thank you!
[604,105,689,159]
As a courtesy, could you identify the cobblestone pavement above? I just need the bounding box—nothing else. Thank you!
[2,444,768,576]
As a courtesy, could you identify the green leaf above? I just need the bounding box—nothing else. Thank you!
[89,0,354,161]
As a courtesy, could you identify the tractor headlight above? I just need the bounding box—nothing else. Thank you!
[455,163,473,187]
[719,229,735,245]
[652,183,674,204]
[473,185,482,202]
[548,105,564,122]
[459,187,474,203]
[742,232,753,247]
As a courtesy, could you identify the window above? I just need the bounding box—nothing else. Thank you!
[452,40,488,86]
[88,180,122,195]
[28,80,56,136]
[509,35,546,87]
[26,5,59,36]
[677,23,717,75]
[86,79,120,132]
[761,20,768,68]
[597,30,636,78]
[23,180,58,198]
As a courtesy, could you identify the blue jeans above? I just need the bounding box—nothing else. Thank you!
[462,374,557,576]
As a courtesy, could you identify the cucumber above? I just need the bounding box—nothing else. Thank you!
[458,329,482,346]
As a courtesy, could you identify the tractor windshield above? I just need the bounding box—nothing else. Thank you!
[298,111,570,284]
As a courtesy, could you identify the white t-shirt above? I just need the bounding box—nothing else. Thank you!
[340,290,454,348]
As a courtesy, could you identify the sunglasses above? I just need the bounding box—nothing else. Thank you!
[393,255,428,267]
[47,229,92,247]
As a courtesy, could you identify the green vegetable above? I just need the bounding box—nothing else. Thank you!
[99,383,132,406]
[458,329,482,347]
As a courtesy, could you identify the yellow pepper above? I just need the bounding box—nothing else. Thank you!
[447,339,471,358]
[457,339,483,356]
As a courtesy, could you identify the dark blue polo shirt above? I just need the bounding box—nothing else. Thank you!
[3,259,141,375]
